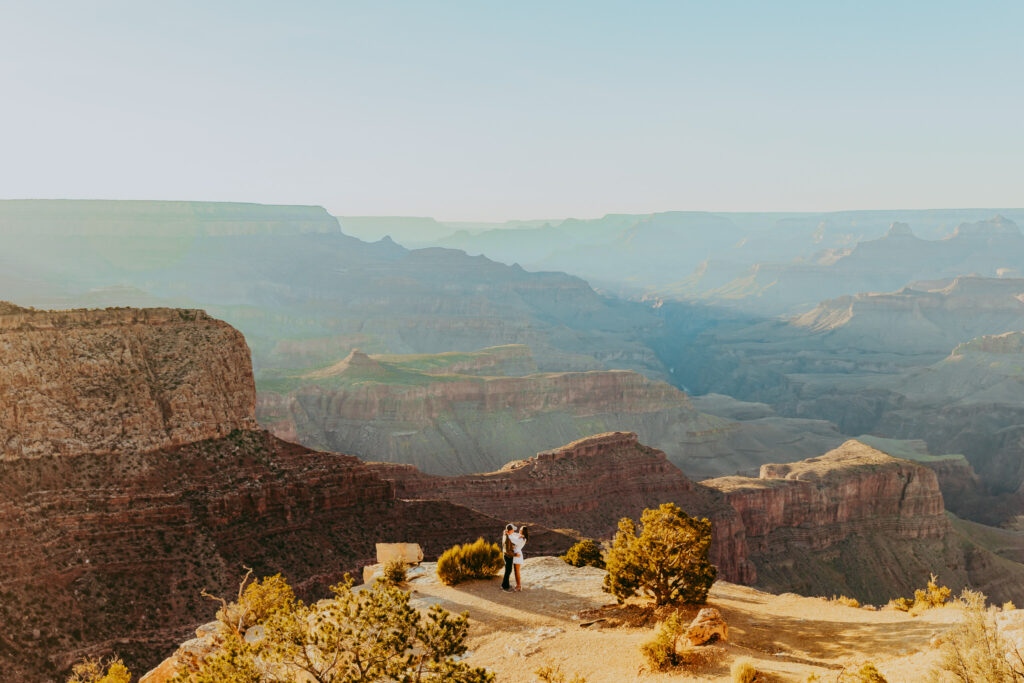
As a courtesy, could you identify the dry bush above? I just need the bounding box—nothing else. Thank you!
[437,538,504,586]
[731,658,759,682]
[883,573,951,616]
[1005,601,1018,611]
[640,611,688,671]
[534,662,587,683]
[640,610,722,672]
[561,539,605,569]
[914,574,951,609]
[66,657,131,683]
[841,663,889,682]
[830,595,861,608]
[382,559,408,584]
[604,503,716,606]
[929,588,1024,682]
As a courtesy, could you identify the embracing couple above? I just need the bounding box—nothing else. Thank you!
[500,524,529,592]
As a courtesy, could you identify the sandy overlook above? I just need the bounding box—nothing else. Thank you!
[398,556,961,682]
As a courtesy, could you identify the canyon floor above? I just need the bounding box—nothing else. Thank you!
[404,557,961,682]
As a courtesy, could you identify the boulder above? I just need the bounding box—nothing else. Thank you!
[377,542,423,565]
[362,563,384,584]
[681,607,728,647]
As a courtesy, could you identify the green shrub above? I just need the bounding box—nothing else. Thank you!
[640,611,688,671]
[731,659,758,683]
[437,538,504,586]
[561,539,605,568]
[603,503,717,606]
[382,559,408,584]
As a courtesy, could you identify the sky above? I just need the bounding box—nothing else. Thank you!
[1,1,1022,221]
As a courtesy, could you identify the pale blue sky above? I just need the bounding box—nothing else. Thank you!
[1,1,1021,220]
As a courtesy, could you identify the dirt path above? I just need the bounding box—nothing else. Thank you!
[405,557,961,682]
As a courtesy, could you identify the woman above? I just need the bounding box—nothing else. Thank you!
[512,526,529,591]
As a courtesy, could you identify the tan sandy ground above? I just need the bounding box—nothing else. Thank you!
[405,557,962,682]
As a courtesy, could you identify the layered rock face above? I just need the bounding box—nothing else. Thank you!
[0,305,257,459]
[0,431,566,681]
[366,432,756,585]
[0,306,571,681]
[704,440,1024,604]
[258,347,842,477]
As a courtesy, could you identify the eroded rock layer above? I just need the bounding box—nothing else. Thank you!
[0,305,257,459]
[258,347,842,477]
[704,440,1024,604]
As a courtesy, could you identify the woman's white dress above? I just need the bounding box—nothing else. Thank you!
[511,533,526,565]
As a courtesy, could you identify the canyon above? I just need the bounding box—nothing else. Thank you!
[256,345,842,477]
[368,432,1024,606]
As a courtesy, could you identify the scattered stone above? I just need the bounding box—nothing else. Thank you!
[682,607,728,647]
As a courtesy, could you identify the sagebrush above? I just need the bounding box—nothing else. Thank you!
[437,537,504,586]
[731,659,758,682]
[929,588,1024,682]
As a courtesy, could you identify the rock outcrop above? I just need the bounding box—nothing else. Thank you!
[704,440,1024,604]
[367,432,755,584]
[0,305,257,459]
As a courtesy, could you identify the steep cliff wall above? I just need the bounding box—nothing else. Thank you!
[704,440,1024,604]
[0,431,567,682]
[366,432,755,585]
[0,304,257,459]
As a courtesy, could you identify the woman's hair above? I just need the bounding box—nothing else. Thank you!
[520,526,529,540]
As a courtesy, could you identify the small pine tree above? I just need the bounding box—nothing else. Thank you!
[603,503,717,606]
[561,539,605,569]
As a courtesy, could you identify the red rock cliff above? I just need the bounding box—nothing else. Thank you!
[0,304,257,459]
[367,432,755,585]
[702,440,964,603]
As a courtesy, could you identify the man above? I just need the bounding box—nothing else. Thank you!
[500,523,516,592]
